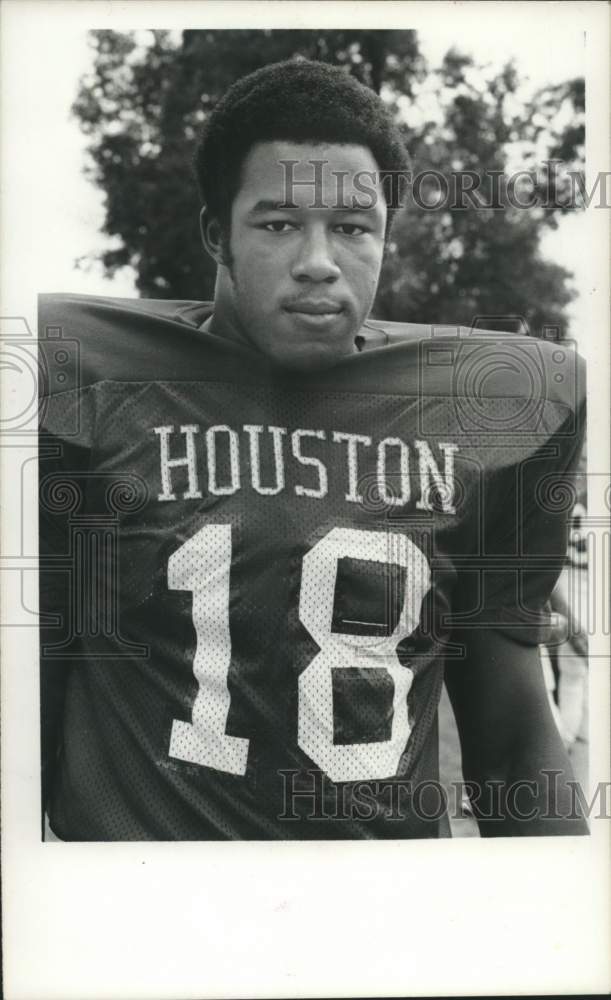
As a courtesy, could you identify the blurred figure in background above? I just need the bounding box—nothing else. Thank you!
[541,447,588,781]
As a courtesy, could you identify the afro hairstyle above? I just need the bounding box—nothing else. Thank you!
[195,58,410,236]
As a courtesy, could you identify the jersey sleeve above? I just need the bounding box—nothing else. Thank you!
[38,296,98,820]
[452,373,586,647]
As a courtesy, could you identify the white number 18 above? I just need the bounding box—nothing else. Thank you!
[168,524,430,782]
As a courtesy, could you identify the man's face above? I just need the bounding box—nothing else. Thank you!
[216,141,387,372]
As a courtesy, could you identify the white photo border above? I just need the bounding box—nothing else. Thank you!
[1,2,609,998]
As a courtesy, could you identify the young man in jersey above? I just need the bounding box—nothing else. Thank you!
[39,59,587,840]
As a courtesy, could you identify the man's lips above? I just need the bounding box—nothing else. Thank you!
[283,299,344,315]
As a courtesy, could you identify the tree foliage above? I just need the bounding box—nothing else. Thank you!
[73,29,584,336]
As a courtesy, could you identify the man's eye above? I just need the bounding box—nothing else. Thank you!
[335,223,369,236]
[263,220,297,233]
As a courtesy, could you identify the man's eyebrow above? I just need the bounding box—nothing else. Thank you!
[247,199,293,216]
[247,199,378,216]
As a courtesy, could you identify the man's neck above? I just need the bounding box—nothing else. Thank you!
[202,282,251,349]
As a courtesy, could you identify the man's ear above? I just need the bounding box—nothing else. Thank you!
[199,206,226,266]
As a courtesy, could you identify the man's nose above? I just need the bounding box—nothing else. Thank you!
[290,228,341,283]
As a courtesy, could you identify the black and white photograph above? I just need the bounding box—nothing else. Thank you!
[2,1,609,997]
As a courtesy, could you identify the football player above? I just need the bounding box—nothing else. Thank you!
[39,60,587,840]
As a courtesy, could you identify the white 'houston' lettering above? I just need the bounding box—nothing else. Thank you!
[292,429,328,499]
[415,440,458,514]
[151,420,460,515]
[377,437,410,506]
[154,424,202,502]
[206,425,241,495]
[332,431,372,503]
[244,425,287,496]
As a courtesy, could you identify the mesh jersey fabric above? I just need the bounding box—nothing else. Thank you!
[38,293,586,840]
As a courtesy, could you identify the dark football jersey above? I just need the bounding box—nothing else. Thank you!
[38,294,586,840]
